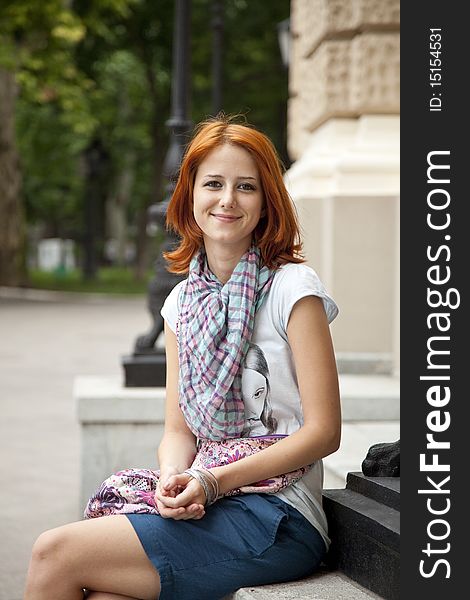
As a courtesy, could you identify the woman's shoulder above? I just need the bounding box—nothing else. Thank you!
[273,261,323,288]
[160,278,188,332]
[162,278,187,308]
[169,277,188,298]
[268,261,339,325]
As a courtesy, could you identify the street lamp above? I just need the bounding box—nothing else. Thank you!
[211,0,224,114]
[122,0,192,387]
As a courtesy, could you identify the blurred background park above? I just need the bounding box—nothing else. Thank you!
[1,1,400,599]
[1,0,291,293]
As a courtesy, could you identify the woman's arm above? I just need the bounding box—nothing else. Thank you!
[162,295,341,505]
[158,322,197,476]
[155,322,205,519]
[213,295,341,493]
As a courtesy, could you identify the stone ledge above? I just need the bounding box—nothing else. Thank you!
[75,376,165,423]
[75,376,166,512]
[0,285,144,304]
[339,374,399,421]
[346,472,400,510]
[75,373,399,423]
[224,569,383,599]
[322,484,399,600]
[323,488,399,551]
[335,351,393,375]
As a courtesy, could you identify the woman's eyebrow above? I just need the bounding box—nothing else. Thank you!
[203,174,257,180]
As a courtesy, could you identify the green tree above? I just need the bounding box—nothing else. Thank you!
[0,65,24,285]
[54,0,174,278]
[3,0,290,287]
[0,0,133,283]
[192,0,290,161]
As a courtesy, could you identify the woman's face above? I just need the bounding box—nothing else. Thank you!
[193,143,265,252]
[242,368,268,420]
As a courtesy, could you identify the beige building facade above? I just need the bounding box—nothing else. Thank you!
[286,0,400,375]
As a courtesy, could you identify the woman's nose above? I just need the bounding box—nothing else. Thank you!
[219,187,236,208]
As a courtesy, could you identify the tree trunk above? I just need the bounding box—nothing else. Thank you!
[134,112,165,281]
[0,67,25,286]
[106,151,136,266]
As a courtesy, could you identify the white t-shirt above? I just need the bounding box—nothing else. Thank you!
[161,262,339,547]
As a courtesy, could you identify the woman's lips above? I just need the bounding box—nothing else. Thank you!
[210,213,241,222]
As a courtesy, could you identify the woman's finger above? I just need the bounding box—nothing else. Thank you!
[156,486,195,508]
[162,473,191,491]
[157,500,205,521]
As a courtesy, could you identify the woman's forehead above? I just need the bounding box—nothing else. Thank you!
[242,369,266,386]
[197,144,259,177]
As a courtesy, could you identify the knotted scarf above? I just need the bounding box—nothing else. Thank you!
[177,245,274,440]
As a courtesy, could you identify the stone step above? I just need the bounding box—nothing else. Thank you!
[336,352,393,375]
[322,478,400,600]
[346,472,400,510]
[225,568,384,599]
[339,374,399,421]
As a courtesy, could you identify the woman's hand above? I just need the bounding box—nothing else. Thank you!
[154,472,206,520]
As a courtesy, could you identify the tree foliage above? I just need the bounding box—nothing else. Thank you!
[1,0,290,283]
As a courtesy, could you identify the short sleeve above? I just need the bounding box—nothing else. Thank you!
[275,263,339,334]
[160,279,187,334]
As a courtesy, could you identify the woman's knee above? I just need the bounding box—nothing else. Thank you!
[30,525,77,579]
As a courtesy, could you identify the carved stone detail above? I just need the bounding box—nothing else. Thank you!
[350,33,400,113]
[289,0,400,158]
[313,41,352,121]
[291,0,399,59]
[359,0,400,28]
[289,40,354,158]
[291,0,356,59]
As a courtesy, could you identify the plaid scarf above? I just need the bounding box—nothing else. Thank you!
[177,245,274,440]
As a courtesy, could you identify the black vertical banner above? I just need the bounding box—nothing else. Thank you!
[401,3,466,598]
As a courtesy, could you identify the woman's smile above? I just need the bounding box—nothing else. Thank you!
[210,212,242,223]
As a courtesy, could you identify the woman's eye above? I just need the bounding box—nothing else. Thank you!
[204,180,222,188]
[239,183,255,191]
[253,387,265,399]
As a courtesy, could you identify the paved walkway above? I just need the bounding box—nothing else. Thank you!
[0,288,399,600]
[0,290,150,600]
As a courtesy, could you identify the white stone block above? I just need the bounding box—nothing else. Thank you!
[75,376,166,515]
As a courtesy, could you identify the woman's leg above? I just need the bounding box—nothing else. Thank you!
[24,515,161,600]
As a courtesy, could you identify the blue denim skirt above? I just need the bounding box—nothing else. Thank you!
[126,493,326,600]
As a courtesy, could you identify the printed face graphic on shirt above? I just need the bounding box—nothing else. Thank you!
[241,343,277,436]
[242,368,268,420]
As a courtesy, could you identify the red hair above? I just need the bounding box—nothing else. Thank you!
[164,115,304,273]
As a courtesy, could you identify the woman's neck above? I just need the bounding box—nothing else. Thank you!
[203,240,251,284]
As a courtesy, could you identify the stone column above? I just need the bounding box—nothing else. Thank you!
[287,0,400,375]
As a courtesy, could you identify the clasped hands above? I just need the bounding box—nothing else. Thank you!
[154,469,206,520]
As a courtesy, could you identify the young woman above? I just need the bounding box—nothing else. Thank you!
[25,116,341,600]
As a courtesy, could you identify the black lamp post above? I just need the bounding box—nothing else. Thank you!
[82,139,109,281]
[211,0,224,114]
[122,0,192,387]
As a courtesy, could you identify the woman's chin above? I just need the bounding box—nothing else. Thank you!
[203,232,253,248]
